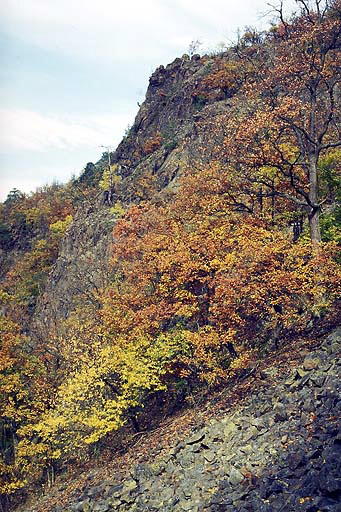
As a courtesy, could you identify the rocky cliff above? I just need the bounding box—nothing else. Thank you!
[32,53,232,334]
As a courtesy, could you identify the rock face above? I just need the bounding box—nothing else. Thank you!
[32,53,231,334]
[111,54,215,185]
[32,203,115,334]
[49,328,341,512]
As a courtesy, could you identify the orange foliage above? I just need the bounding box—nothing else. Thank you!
[142,132,162,156]
[196,60,250,100]
[102,165,340,380]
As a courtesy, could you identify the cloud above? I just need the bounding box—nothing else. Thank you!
[0,1,175,63]
[0,0,298,65]
[0,108,134,152]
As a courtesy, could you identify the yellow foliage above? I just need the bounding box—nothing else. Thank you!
[49,214,73,239]
[110,202,125,217]
[30,330,183,454]
[99,165,121,190]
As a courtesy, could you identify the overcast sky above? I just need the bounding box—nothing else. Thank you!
[0,0,297,201]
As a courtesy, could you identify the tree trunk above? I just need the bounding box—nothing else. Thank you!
[308,206,321,250]
[308,155,321,249]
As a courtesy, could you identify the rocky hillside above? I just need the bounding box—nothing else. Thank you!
[22,328,341,512]
[31,46,257,338]
[1,4,340,511]
[32,53,227,335]
[31,8,341,337]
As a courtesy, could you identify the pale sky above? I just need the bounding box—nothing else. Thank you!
[0,0,297,201]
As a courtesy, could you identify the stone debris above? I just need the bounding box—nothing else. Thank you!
[54,328,341,512]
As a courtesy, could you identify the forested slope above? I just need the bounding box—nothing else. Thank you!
[0,1,340,510]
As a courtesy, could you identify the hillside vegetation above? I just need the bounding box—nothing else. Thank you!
[0,1,340,510]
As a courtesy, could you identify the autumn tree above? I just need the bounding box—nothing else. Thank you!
[101,166,340,385]
[0,291,50,503]
[222,0,341,247]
